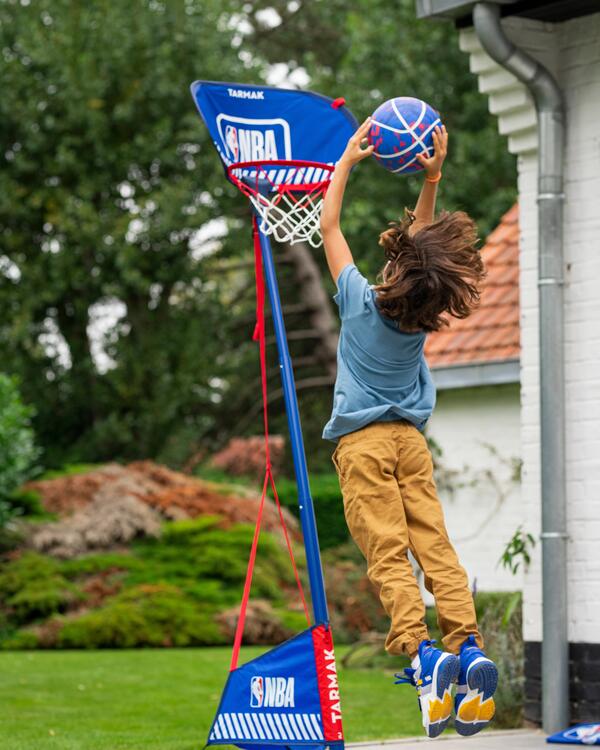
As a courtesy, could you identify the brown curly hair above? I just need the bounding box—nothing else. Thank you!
[373,209,485,333]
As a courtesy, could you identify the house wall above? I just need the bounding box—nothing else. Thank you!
[425,383,523,598]
[459,11,600,724]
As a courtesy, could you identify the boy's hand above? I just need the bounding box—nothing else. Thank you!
[416,124,448,178]
[338,117,375,168]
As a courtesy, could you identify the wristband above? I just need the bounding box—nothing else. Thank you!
[425,172,442,183]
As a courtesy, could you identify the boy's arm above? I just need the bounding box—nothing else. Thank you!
[320,117,374,283]
[410,124,448,236]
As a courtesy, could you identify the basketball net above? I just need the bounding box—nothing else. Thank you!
[228,160,334,248]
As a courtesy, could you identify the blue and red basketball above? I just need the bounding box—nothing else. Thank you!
[368,97,443,174]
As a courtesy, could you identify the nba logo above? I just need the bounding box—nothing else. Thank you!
[216,114,292,164]
[225,125,239,161]
[250,676,264,707]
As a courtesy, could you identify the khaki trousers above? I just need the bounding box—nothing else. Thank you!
[332,421,482,657]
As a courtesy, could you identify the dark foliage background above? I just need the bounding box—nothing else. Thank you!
[0,0,516,471]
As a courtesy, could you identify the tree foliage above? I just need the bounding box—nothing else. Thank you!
[0,374,39,502]
[0,0,257,464]
[0,0,516,469]
[237,0,516,254]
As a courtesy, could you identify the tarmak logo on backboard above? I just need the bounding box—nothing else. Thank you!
[216,114,292,164]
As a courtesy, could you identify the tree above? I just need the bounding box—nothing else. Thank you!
[0,0,260,465]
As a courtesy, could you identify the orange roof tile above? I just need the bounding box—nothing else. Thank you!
[425,203,520,368]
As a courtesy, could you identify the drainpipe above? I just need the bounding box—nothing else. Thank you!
[472,2,567,734]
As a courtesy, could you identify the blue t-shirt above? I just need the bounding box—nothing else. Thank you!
[322,264,436,442]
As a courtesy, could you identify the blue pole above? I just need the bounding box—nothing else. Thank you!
[256,225,330,626]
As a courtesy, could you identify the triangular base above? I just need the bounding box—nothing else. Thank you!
[207,625,344,748]
[547,724,600,745]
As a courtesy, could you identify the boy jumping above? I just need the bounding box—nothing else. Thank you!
[320,117,498,738]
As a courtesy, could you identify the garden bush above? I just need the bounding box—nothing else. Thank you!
[0,375,39,502]
[211,436,285,479]
[57,584,226,649]
[130,516,301,607]
[218,599,308,645]
[0,552,84,624]
[0,375,40,549]
[60,552,143,577]
[36,464,100,481]
[476,590,524,728]
[31,494,162,558]
[3,489,46,519]
[274,473,348,550]
[0,516,311,648]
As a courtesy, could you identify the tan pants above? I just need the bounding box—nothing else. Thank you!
[332,421,482,657]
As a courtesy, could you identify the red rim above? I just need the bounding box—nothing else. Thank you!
[227,159,334,195]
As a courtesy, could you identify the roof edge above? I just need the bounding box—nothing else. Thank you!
[431,359,520,390]
[415,0,516,21]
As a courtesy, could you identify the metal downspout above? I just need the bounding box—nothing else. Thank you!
[472,3,568,734]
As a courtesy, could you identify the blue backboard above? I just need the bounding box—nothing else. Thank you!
[190,81,358,184]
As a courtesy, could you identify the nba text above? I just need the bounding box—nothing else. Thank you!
[250,676,295,708]
[225,125,279,161]
[216,114,291,163]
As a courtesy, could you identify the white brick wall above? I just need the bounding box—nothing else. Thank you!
[426,385,523,600]
[460,13,600,644]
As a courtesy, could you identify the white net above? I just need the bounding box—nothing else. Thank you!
[248,189,326,248]
[229,162,334,248]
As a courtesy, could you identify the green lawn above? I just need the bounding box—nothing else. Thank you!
[1,647,422,749]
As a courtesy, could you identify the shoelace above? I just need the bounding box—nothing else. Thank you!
[393,639,438,687]
[394,668,416,686]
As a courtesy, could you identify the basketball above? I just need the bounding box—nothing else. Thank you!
[368,97,443,174]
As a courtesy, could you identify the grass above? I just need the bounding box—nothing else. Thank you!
[0,646,422,749]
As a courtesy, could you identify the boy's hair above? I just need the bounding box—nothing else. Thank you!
[374,209,485,333]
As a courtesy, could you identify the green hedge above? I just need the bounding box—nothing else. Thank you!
[0,552,84,624]
[57,584,225,649]
[274,473,348,550]
[0,516,306,649]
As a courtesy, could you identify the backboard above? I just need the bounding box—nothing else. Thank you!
[190,80,358,184]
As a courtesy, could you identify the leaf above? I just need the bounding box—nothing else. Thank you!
[501,591,521,629]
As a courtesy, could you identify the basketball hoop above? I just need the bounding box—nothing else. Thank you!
[192,81,350,750]
[228,159,335,248]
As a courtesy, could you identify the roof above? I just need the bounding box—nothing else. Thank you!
[415,0,599,24]
[425,203,520,370]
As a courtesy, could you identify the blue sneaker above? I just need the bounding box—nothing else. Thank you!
[395,640,460,738]
[454,635,498,736]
